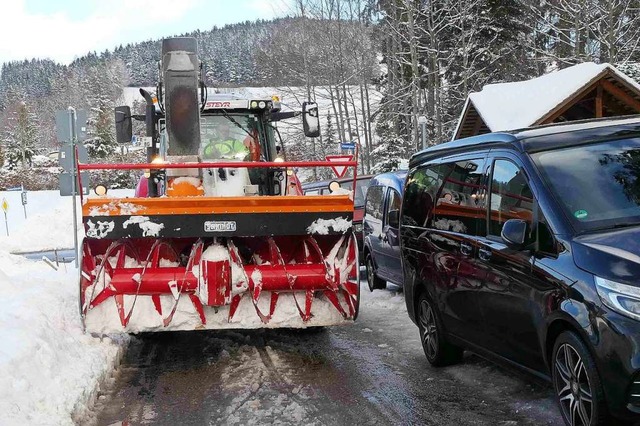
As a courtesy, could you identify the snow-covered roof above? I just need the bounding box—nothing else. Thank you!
[454,62,640,137]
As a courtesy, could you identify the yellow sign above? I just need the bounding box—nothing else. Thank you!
[1,198,7,213]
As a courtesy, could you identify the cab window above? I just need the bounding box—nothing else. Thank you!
[365,186,385,221]
[402,164,449,228]
[384,188,401,227]
[489,159,533,236]
[433,158,488,236]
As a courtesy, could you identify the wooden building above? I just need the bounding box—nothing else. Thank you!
[453,62,640,140]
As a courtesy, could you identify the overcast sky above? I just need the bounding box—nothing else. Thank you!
[0,0,293,65]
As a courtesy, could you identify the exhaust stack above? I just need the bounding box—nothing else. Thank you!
[161,37,201,156]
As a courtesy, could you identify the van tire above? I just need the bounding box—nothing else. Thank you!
[417,292,463,366]
[366,255,386,292]
[552,331,609,426]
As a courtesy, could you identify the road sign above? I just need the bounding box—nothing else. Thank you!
[1,198,7,236]
[59,172,90,196]
[340,142,356,150]
[326,155,353,178]
[75,110,88,141]
[21,191,27,205]
[56,109,88,143]
[59,144,88,172]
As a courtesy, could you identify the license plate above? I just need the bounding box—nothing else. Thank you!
[204,221,237,232]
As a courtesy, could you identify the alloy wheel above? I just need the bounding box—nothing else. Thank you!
[554,343,593,426]
[419,299,438,360]
[366,257,375,292]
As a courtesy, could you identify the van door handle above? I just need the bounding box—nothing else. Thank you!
[460,242,473,256]
[479,248,492,261]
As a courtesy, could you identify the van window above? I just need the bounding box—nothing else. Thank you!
[402,164,450,227]
[489,159,533,236]
[384,188,402,227]
[433,158,488,236]
[365,185,385,221]
[305,189,320,195]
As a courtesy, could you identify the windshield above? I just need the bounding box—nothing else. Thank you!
[339,178,370,208]
[200,114,259,161]
[532,138,640,232]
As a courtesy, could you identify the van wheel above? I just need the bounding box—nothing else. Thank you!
[366,255,385,292]
[552,331,609,426]
[417,293,463,366]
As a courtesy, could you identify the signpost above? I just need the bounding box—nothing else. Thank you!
[340,142,356,150]
[325,154,354,178]
[21,185,27,219]
[55,107,86,268]
[1,198,8,236]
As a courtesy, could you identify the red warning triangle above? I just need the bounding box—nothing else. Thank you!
[326,155,353,178]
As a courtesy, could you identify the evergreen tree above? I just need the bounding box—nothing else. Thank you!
[2,101,37,169]
[370,119,409,173]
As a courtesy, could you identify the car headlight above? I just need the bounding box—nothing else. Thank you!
[595,276,640,321]
[354,223,363,232]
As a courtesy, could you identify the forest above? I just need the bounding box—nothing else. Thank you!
[1,0,639,188]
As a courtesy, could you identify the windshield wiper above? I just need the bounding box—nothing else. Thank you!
[611,221,640,229]
[219,109,253,138]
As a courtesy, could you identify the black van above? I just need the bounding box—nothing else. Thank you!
[363,170,407,291]
[401,117,640,426]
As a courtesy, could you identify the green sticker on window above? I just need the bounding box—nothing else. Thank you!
[574,210,588,219]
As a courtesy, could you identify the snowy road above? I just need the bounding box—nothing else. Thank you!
[88,283,563,426]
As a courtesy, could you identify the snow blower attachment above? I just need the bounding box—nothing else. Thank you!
[78,37,360,334]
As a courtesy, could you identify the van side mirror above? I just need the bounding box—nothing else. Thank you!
[302,101,320,138]
[501,219,528,249]
[388,209,400,228]
[114,106,132,144]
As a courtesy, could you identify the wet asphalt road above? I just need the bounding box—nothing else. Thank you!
[88,283,564,426]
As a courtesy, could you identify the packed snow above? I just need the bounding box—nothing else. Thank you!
[307,217,352,235]
[122,215,165,237]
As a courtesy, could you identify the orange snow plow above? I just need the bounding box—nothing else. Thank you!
[78,37,360,334]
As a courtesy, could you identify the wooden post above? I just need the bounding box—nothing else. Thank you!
[596,84,603,118]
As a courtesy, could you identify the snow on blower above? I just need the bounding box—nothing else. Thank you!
[77,37,359,334]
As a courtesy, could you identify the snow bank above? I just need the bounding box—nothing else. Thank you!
[0,189,134,253]
[0,189,134,425]
[0,252,127,425]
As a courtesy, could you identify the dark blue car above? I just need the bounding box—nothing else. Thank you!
[363,170,407,291]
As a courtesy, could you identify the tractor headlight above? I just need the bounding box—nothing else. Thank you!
[595,276,640,321]
[258,101,266,109]
[250,101,258,108]
[274,156,285,163]
[354,222,363,233]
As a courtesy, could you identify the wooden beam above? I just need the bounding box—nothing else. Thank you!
[601,79,640,112]
[602,91,626,116]
[472,114,484,136]
[596,84,603,118]
[541,81,599,124]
